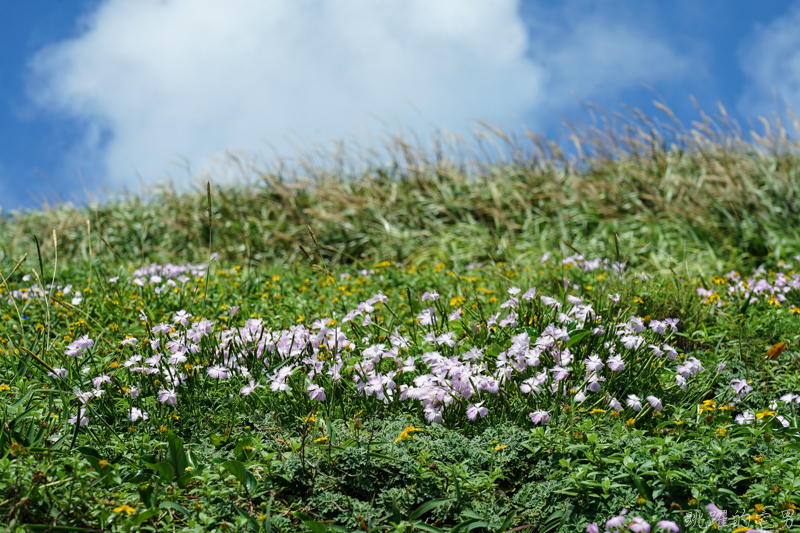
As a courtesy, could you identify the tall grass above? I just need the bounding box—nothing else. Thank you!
[2,101,799,274]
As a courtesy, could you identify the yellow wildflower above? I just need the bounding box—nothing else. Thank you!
[113,504,136,515]
[394,425,422,443]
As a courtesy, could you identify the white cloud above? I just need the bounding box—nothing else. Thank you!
[738,3,800,129]
[29,0,692,188]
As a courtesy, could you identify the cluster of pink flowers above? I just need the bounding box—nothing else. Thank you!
[697,261,800,307]
[587,509,679,533]
[66,280,702,429]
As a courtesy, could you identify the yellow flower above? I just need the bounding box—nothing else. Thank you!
[754,504,765,512]
[589,409,606,414]
[636,495,648,504]
[449,296,466,307]
[753,454,766,463]
[698,400,716,414]
[675,420,684,425]
[732,528,749,533]
[755,410,775,419]
[790,307,800,314]
[0,384,11,392]
[394,425,422,443]
[303,415,316,423]
[716,428,727,437]
[494,444,507,451]
[314,436,328,443]
[185,466,194,472]
[625,418,636,428]
[633,297,644,304]
[113,504,136,515]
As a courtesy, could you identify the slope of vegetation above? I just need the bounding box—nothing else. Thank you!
[1,104,799,533]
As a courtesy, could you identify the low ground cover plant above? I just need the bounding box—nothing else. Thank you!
[2,248,799,532]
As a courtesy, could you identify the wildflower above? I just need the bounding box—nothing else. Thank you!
[540,296,561,308]
[240,380,259,396]
[68,408,89,426]
[736,411,755,425]
[646,395,662,411]
[307,383,326,401]
[173,310,192,326]
[394,425,421,443]
[731,379,753,400]
[128,407,149,422]
[119,336,137,346]
[47,367,68,379]
[417,308,435,326]
[522,288,537,300]
[207,365,230,379]
[589,408,606,414]
[529,410,550,425]
[627,395,643,411]
[655,520,679,532]
[699,400,716,414]
[448,308,462,321]
[92,374,111,388]
[467,401,488,421]
[157,389,178,405]
[494,444,507,451]
[421,290,439,302]
[755,409,775,419]
[716,427,727,437]
[586,523,599,533]
[649,320,666,334]
[606,510,628,529]
[608,293,621,303]
[584,354,604,372]
[706,503,727,527]
[625,418,636,428]
[608,355,625,371]
[540,251,551,263]
[113,504,136,515]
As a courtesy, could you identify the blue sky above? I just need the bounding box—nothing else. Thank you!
[1,0,799,210]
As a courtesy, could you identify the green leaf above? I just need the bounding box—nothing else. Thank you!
[235,505,261,532]
[294,512,327,533]
[135,507,160,525]
[412,522,446,533]
[221,459,258,494]
[77,446,102,459]
[159,501,189,517]
[146,461,176,483]
[408,498,452,521]
[565,329,590,347]
[167,431,188,475]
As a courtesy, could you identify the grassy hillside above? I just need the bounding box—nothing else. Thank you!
[3,104,800,274]
[1,105,799,533]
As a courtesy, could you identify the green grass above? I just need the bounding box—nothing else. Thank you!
[1,104,800,532]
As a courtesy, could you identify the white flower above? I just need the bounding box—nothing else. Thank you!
[626,395,642,411]
[157,389,178,405]
[529,410,550,424]
[68,408,88,426]
[128,407,149,422]
[240,380,259,396]
[646,395,662,411]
